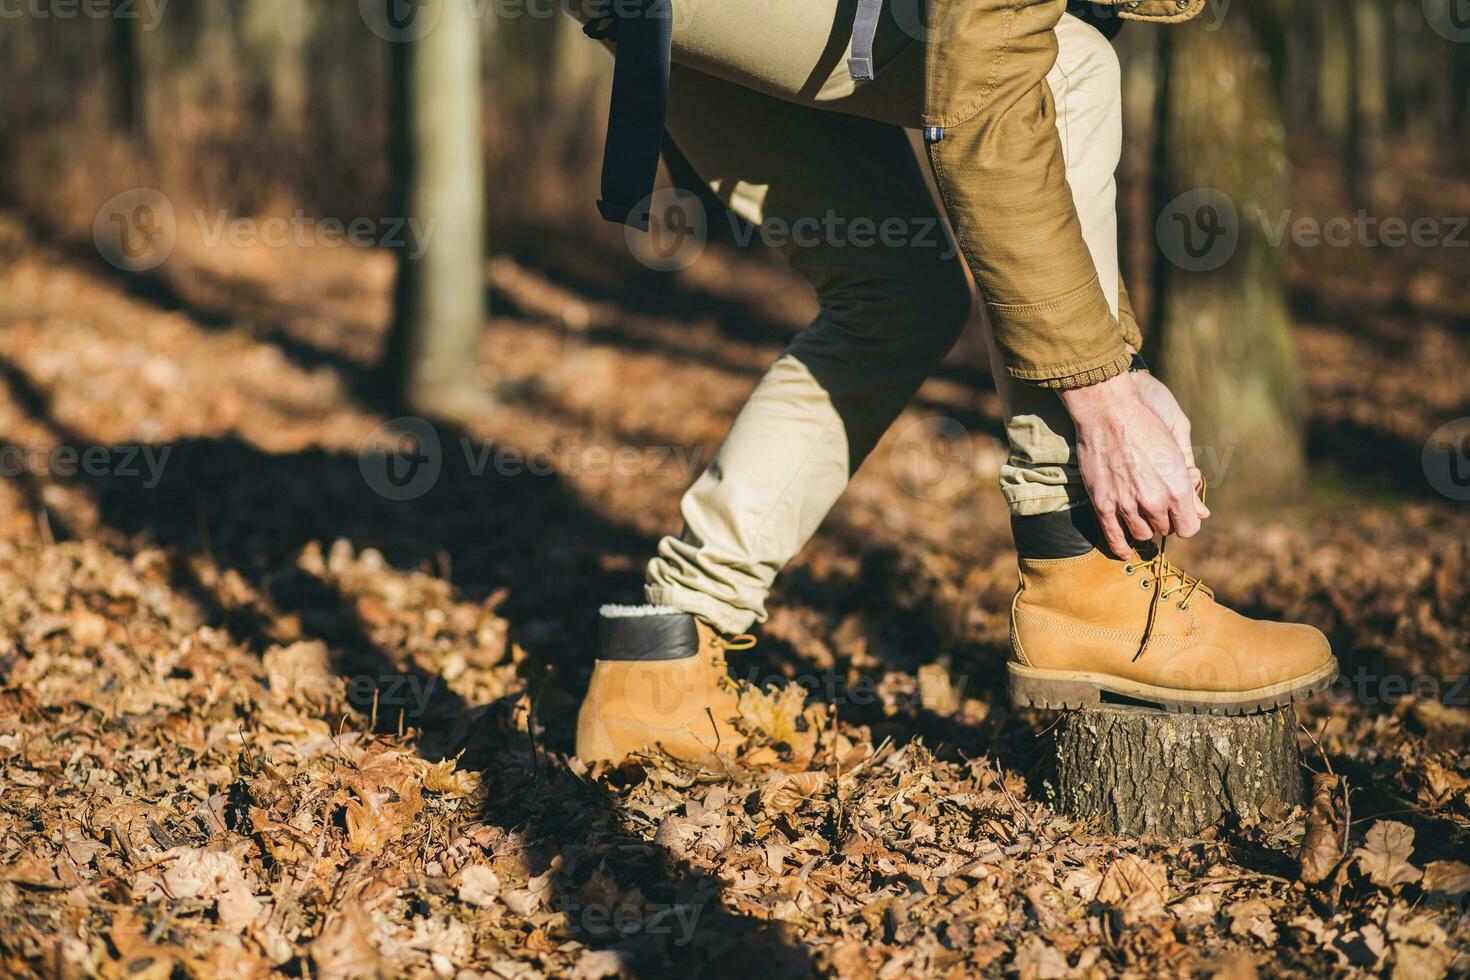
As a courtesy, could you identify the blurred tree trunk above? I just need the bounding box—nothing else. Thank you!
[242,0,311,138]
[385,0,491,418]
[109,0,146,142]
[1151,9,1305,507]
[487,12,609,235]
[1387,3,1442,149]
[1283,8,1318,141]
[1380,1,1407,140]
[1116,26,1160,326]
[1456,32,1470,155]
[1346,0,1387,204]
[1316,4,1352,150]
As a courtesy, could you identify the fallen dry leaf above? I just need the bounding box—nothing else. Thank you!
[916,662,963,716]
[423,756,482,798]
[1421,860,1470,899]
[1227,898,1279,946]
[0,179,1467,980]
[1299,772,1346,884]
[761,770,829,816]
[1012,935,1070,979]
[458,865,502,908]
[104,910,179,980]
[737,682,804,740]
[1353,821,1422,889]
[311,904,387,980]
[1094,854,1169,921]
[570,948,628,979]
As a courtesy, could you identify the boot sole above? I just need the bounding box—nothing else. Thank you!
[1007,657,1339,715]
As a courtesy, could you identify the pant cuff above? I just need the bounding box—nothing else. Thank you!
[644,583,759,636]
[1001,484,1090,517]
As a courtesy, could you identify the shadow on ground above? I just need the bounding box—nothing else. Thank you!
[0,353,824,978]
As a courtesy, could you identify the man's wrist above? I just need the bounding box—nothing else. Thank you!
[1058,371,1141,424]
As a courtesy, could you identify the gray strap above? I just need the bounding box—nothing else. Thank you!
[847,0,884,81]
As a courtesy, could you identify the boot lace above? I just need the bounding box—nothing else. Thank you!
[709,632,756,669]
[699,633,757,753]
[1124,478,1213,661]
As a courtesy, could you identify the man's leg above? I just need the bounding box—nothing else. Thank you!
[596,12,1123,642]
[635,4,1126,520]
[577,67,969,762]
[644,67,972,633]
[979,19,1336,713]
[989,14,1121,518]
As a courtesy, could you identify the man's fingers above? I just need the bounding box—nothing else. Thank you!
[1096,508,1132,559]
[1171,503,1201,539]
[1172,424,1197,471]
[1185,466,1211,519]
[1121,505,1155,544]
[1137,488,1179,537]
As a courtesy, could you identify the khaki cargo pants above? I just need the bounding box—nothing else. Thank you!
[616,3,1125,633]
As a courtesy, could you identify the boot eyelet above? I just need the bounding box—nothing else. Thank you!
[1178,603,1189,612]
[1140,579,1151,589]
[1124,566,1135,576]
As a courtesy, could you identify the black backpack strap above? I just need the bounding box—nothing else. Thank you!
[847,0,885,81]
[594,0,673,231]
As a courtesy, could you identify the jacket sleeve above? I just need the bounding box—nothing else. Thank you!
[924,0,1127,389]
[1117,273,1143,352]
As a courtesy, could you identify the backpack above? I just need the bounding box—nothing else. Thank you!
[588,0,884,231]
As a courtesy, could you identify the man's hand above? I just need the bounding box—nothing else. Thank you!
[1059,372,1209,558]
[1131,369,1205,493]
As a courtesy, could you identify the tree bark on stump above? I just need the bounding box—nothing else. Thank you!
[1050,705,1303,837]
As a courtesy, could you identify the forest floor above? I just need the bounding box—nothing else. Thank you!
[0,154,1467,978]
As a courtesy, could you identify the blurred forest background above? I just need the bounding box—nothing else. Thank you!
[0,2,1468,977]
[3,0,1469,498]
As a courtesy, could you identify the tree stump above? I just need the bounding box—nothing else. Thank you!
[1049,704,1303,837]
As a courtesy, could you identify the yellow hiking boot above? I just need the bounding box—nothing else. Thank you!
[575,606,752,764]
[1007,510,1337,714]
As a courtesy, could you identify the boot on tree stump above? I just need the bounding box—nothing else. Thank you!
[1049,703,1303,837]
[1008,546,1336,715]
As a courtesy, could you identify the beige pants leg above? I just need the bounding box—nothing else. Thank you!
[644,71,972,633]
[642,10,1123,631]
